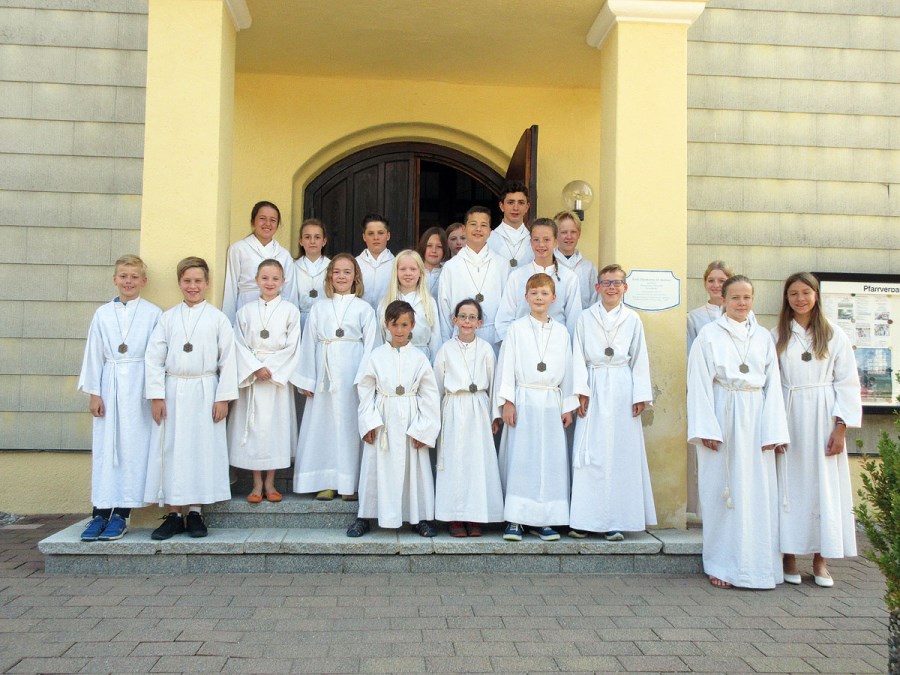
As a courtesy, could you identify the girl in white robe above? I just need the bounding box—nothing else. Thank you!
[553,210,598,310]
[376,250,442,362]
[222,201,297,323]
[688,275,790,589]
[569,265,656,537]
[145,258,238,530]
[228,260,303,502]
[293,218,330,331]
[417,226,448,303]
[772,272,862,587]
[353,301,441,535]
[78,256,161,539]
[495,218,582,341]
[292,254,377,500]
[495,274,578,539]
[433,299,504,532]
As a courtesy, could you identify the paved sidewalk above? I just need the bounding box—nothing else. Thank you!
[0,514,890,673]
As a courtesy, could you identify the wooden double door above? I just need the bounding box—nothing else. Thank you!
[303,127,537,255]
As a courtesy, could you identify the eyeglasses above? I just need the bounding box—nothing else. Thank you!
[456,314,480,321]
[598,280,626,288]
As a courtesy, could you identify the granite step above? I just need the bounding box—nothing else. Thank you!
[204,494,358,529]
[39,520,703,575]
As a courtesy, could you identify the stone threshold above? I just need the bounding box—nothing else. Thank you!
[40,521,702,575]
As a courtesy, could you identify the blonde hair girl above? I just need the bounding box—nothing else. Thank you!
[376,249,441,361]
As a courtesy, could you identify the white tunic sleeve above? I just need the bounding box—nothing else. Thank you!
[144,314,169,400]
[234,311,264,388]
[213,312,239,402]
[686,333,723,446]
[407,357,441,447]
[291,302,320,392]
[222,243,242,324]
[437,268,454,343]
[759,335,789,449]
[77,310,106,397]
[356,351,384,438]
[494,273,520,342]
[830,327,862,427]
[628,314,653,405]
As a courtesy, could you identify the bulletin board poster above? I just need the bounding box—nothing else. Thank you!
[815,272,900,412]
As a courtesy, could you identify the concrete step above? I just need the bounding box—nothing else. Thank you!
[204,494,357,529]
[39,520,703,575]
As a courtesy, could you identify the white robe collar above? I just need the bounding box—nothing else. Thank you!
[359,248,394,267]
[245,234,280,258]
[496,221,529,243]
[459,245,492,267]
[596,302,626,330]
[554,249,582,268]
[718,313,755,341]
[296,255,329,276]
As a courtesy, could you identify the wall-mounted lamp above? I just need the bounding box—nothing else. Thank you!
[561,180,594,221]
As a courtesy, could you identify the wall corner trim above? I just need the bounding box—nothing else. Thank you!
[587,0,707,48]
[224,0,252,30]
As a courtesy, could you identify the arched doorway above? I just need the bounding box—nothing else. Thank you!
[303,142,505,255]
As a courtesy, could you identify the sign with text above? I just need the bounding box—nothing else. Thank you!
[624,270,681,312]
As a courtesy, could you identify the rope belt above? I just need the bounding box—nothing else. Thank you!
[319,337,362,392]
[107,357,144,468]
[713,378,762,509]
[375,386,418,450]
[779,381,833,513]
[166,371,217,379]
[436,389,485,470]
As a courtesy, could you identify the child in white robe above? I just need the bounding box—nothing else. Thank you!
[292,253,377,501]
[495,273,577,542]
[145,257,238,540]
[486,180,534,270]
[445,221,466,257]
[348,301,441,537]
[688,274,790,589]
[228,259,303,503]
[77,254,162,541]
[553,210,598,310]
[433,299,504,536]
[495,217,582,341]
[223,201,296,323]
[437,206,509,349]
[569,264,656,540]
[417,226,448,302]
[376,250,442,362]
[293,218,330,331]
[773,272,862,588]
[356,213,395,309]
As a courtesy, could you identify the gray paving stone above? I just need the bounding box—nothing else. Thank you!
[342,555,411,573]
[149,655,228,672]
[7,657,90,673]
[221,656,296,673]
[410,554,560,574]
[681,655,755,671]
[650,527,704,554]
[554,655,622,671]
[803,657,882,673]
[291,656,360,673]
[616,654,690,671]
[743,655,818,672]
[79,656,162,673]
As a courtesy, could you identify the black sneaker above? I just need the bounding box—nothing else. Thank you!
[186,511,208,538]
[151,513,185,540]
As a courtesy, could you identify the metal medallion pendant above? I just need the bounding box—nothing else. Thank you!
[335,328,345,338]
[801,351,812,362]
[117,343,128,354]
[604,347,614,357]
[475,293,484,303]
[468,383,477,393]
[260,329,270,339]
[509,258,517,267]
[537,361,547,372]
[183,343,193,353]
[309,289,318,298]
[739,363,749,374]
[395,385,405,395]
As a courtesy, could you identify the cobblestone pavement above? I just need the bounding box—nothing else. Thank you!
[0,514,890,673]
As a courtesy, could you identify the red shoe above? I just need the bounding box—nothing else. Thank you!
[466,522,482,537]
[265,489,283,503]
[448,521,467,537]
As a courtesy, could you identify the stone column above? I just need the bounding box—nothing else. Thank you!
[588,0,707,528]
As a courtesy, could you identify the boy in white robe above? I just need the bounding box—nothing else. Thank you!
[486,180,534,270]
[223,201,296,323]
[348,301,441,537]
[228,259,303,503]
[145,257,238,540]
[433,299,504,535]
[688,275,790,589]
[553,210,598,309]
[569,264,656,540]
[437,206,509,349]
[77,255,162,541]
[495,273,578,542]
[356,213,395,309]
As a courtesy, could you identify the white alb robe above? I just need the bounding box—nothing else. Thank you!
[487,221,534,270]
[687,302,722,356]
[494,261,582,341]
[293,255,330,330]
[144,301,238,505]
[437,245,509,346]
[425,266,441,302]
[227,297,303,471]
[357,249,395,309]
[688,314,789,589]
[772,320,861,559]
[222,235,297,323]
[292,294,377,495]
[377,291,442,362]
[357,343,441,528]
[555,249,598,309]
[78,298,162,509]
[433,337,504,523]
[495,316,578,526]
[569,304,657,533]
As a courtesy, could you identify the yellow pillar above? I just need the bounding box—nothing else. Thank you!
[140,0,250,308]
[589,0,707,528]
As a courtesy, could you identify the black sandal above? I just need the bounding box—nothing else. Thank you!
[346,518,370,538]
[414,520,437,538]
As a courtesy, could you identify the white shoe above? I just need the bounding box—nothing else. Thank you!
[783,573,801,585]
[814,573,834,588]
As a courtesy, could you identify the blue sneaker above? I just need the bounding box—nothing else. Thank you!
[503,522,524,541]
[98,513,127,541]
[605,530,624,541]
[529,526,560,541]
[80,516,107,542]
